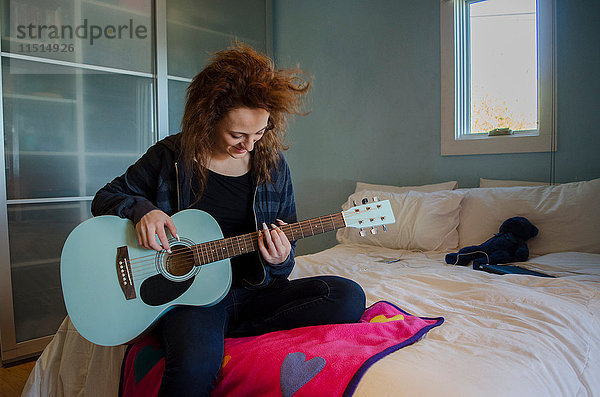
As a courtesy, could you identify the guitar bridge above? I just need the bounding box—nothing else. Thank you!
[116,246,136,300]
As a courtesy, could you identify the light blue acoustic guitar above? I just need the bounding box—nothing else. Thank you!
[60,200,394,346]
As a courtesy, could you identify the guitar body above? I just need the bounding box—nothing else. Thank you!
[60,209,232,346]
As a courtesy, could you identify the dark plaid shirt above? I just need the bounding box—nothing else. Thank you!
[91,133,297,288]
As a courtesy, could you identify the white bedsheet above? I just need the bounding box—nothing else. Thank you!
[23,245,600,396]
[290,244,600,397]
[22,318,126,397]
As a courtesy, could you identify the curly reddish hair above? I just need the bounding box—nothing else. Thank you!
[180,42,310,194]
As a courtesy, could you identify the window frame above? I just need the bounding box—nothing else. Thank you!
[440,0,557,156]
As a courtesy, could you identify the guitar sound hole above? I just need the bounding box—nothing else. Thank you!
[165,245,194,276]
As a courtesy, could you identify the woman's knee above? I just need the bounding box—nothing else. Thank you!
[320,275,366,322]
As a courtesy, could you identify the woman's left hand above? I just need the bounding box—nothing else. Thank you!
[258,219,291,265]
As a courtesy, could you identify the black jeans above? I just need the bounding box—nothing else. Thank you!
[156,275,366,396]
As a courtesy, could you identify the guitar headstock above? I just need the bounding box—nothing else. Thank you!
[342,198,395,235]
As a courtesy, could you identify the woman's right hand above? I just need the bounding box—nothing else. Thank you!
[135,209,178,252]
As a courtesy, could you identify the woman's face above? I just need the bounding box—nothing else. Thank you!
[213,107,270,160]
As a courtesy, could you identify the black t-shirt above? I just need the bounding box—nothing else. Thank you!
[193,170,258,286]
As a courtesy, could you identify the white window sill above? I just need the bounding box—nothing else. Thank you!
[440,129,556,156]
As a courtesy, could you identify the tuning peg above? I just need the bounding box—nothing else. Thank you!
[352,200,357,206]
[373,196,379,202]
[382,225,387,232]
[370,226,378,235]
[362,198,369,204]
[359,228,366,237]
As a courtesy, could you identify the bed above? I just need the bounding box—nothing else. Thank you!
[22,178,600,396]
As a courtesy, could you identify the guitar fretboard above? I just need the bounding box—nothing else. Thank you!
[192,212,346,266]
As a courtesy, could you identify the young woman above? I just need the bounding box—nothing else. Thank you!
[91,43,366,396]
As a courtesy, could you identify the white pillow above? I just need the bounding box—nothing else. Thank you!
[458,178,600,255]
[336,189,465,251]
[479,178,549,188]
[355,180,458,194]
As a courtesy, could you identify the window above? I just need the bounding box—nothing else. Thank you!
[440,0,556,155]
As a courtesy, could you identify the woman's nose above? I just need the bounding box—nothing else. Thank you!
[244,137,255,151]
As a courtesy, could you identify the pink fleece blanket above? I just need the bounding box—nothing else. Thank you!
[120,301,443,396]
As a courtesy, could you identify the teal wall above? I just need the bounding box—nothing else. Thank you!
[273,0,600,255]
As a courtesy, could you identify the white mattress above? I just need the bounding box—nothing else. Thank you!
[290,244,600,396]
[23,245,600,396]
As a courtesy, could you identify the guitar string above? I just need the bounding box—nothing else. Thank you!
[129,230,265,278]
[129,215,350,278]
[128,229,262,269]
[127,220,299,266]
[123,210,379,282]
[130,218,369,278]
[127,214,343,269]
[129,222,315,276]
[128,232,288,276]
[130,233,354,278]
[127,229,261,266]
[126,213,353,276]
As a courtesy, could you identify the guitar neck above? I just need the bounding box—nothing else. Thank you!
[192,212,346,265]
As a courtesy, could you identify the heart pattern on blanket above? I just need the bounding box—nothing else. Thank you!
[221,355,231,370]
[280,352,326,397]
[369,314,405,323]
[134,345,164,384]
